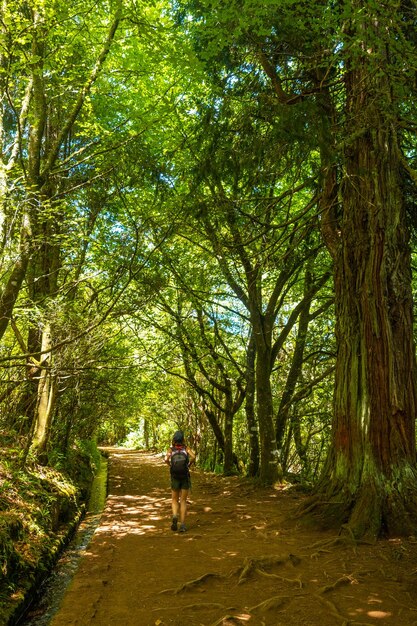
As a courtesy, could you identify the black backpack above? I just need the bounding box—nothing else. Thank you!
[170,447,189,479]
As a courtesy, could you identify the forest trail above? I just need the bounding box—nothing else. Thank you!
[45,449,417,626]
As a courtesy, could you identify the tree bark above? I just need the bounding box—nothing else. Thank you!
[313,3,417,538]
[245,332,259,476]
[223,391,235,475]
[254,314,281,483]
[30,322,57,457]
[203,400,239,470]
[275,267,312,461]
[0,212,32,340]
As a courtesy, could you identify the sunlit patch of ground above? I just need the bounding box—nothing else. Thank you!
[48,449,417,626]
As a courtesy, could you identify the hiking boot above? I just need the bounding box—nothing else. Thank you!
[171,516,178,531]
[179,523,187,533]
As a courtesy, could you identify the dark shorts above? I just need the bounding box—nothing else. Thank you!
[171,475,191,491]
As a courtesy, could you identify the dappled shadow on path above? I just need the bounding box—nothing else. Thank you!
[49,449,417,626]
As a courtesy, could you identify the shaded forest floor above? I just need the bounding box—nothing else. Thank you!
[44,449,417,626]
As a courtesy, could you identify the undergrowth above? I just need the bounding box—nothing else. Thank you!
[0,433,99,624]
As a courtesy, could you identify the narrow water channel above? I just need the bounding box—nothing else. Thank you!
[17,455,108,626]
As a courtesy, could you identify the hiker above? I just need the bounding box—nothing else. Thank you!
[165,430,195,533]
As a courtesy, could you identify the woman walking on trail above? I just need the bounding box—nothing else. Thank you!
[165,430,195,533]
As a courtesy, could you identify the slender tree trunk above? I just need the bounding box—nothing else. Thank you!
[245,333,259,476]
[253,314,280,483]
[291,412,309,476]
[250,264,329,483]
[144,418,150,449]
[0,5,33,341]
[30,322,57,457]
[212,438,218,472]
[203,400,239,471]
[223,391,234,475]
[62,398,77,454]
[275,268,312,457]
[0,212,32,340]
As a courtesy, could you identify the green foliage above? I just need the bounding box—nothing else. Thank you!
[0,0,414,504]
[122,429,146,450]
[0,435,78,594]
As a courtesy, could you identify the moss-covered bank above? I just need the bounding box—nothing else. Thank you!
[0,436,101,625]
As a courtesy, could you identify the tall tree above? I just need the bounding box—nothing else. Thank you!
[314,0,417,538]
[0,0,189,459]
[177,0,417,536]
[175,96,330,483]
[133,237,248,474]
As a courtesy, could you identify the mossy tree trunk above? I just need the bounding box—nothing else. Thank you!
[251,303,281,484]
[21,4,121,459]
[245,332,259,477]
[315,2,417,538]
[30,322,58,457]
[202,400,240,471]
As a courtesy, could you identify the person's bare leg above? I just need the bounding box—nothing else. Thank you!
[171,489,180,517]
[179,489,188,530]
[171,489,180,530]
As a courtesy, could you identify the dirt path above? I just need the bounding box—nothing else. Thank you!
[48,449,417,626]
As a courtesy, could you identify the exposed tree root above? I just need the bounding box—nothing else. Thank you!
[309,548,332,559]
[255,568,303,588]
[295,496,343,517]
[302,465,417,540]
[151,602,227,612]
[308,542,351,560]
[182,602,227,610]
[159,553,302,595]
[209,614,250,626]
[231,553,301,584]
[248,593,297,613]
[307,530,373,559]
[309,536,352,550]
[314,594,374,626]
[158,572,223,594]
[158,551,305,608]
[338,524,377,546]
[314,594,348,624]
[317,574,355,594]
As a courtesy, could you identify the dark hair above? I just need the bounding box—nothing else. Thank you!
[172,430,185,444]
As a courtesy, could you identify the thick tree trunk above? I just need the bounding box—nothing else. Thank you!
[314,8,417,538]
